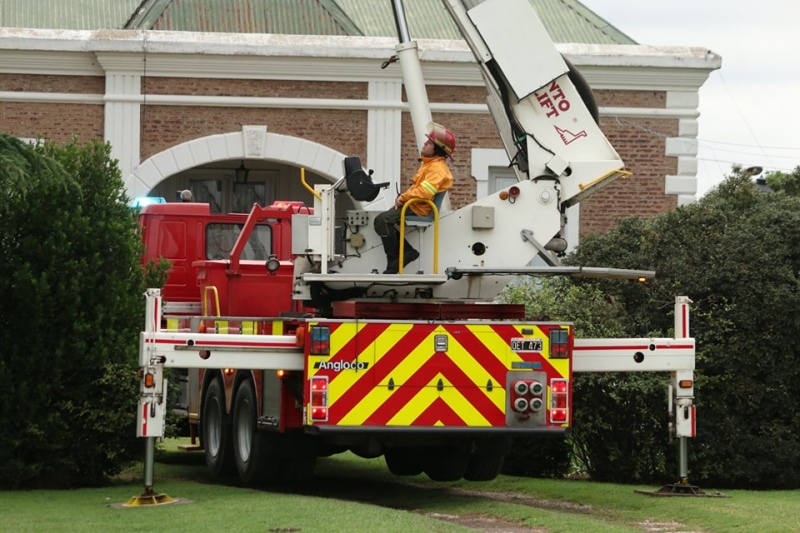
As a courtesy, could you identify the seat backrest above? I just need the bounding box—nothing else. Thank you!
[406,190,447,224]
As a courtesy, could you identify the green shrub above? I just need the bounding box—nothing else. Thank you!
[500,277,670,482]
[0,134,159,488]
[501,167,800,489]
[502,434,572,478]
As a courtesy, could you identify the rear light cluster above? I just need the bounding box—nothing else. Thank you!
[549,328,569,358]
[310,325,330,355]
[511,379,545,413]
[550,378,569,424]
[309,376,329,422]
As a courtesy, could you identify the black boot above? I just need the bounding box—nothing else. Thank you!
[402,239,419,269]
[380,235,401,274]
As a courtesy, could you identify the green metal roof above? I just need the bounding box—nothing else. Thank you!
[0,0,636,45]
[535,0,636,44]
[144,0,352,36]
[329,0,635,44]
[0,0,142,30]
[332,0,461,40]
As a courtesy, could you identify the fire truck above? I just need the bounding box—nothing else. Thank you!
[136,0,697,487]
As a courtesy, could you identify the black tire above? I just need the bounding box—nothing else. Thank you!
[278,433,317,484]
[280,455,317,484]
[385,448,424,476]
[423,447,469,482]
[232,379,279,485]
[202,377,235,478]
[464,453,505,481]
[464,437,510,481]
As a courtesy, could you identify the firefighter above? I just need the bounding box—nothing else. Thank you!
[374,122,456,274]
[180,189,193,202]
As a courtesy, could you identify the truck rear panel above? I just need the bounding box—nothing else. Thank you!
[303,320,572,432]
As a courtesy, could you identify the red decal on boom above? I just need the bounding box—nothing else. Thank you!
[555,125,587,145]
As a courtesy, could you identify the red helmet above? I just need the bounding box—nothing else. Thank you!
[425,122,456,157]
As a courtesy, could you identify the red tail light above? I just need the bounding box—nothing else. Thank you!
[310,376,329,422]
[550,378,569,424]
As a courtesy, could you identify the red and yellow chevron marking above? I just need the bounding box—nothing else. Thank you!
[305,321,571,428]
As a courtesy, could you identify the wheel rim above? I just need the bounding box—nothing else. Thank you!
[235,396,253,462]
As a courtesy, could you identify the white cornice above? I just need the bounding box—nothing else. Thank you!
[559,43,721,69]
[578,66,716,92]
[0,50,104,76]
[0,29,720,65]
[92,52,486,85]
[0,28,403,57]
[0,28,721,92]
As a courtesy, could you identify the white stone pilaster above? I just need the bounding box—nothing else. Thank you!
[367,80,402,209]
[104,73,141,182]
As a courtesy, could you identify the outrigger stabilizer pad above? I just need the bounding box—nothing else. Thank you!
[122,489,178,507]
[635,481,729,498]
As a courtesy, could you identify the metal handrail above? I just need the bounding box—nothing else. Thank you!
[202,286,221,317]
[299,167,322,201]
[398,198,440,274]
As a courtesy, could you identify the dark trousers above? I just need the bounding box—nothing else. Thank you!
[374,208,403,239]
[373,208,418,272]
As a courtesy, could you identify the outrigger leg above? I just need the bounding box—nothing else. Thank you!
[124,436,175,506]
[636,298,727,498]
[123,289,177,507]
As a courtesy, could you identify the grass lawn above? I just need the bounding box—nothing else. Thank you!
[1,439,797,533]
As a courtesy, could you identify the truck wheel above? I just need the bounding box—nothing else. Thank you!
[384,448,424,476]
[424,447,469,482]
[280,456,317,483]
[232,379,279,485]
[278,433,317,484]
[202,377,235,478]
[464,453,505,481]
[464,437,510,481]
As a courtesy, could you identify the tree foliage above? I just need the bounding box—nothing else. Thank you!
[502,165,800,488]
[765,166,800,196]
[0,134,163,488]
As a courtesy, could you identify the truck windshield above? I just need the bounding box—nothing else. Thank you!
[206,223,272,261]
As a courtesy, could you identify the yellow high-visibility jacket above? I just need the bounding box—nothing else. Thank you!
[397,155,453,217]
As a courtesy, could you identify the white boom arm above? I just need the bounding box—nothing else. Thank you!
[397,0,630,263]
[441,0,630,208]
[292,0,647,299]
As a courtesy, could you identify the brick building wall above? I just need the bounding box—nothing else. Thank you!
[139,78,370,160]
[140,105,369,163]
[0,70,682,240]
[0,74,104,93]
[0,74,104,142]
[580,89,679,236]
